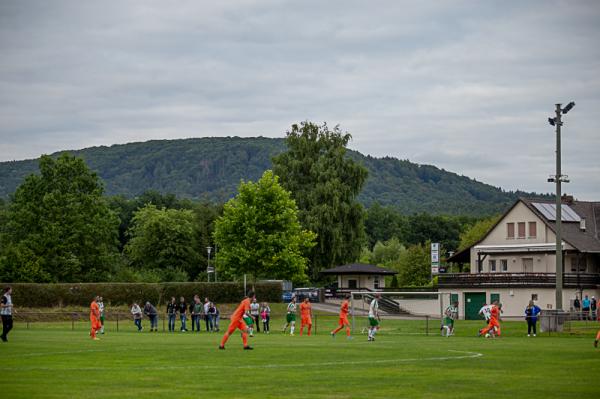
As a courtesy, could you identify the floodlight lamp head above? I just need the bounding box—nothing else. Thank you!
[548,117,556,126]
[562,101,575,114]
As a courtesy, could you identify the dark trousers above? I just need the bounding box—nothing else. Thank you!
[134,318,142,331]
[1,315,13,341]
[263,315,270,332]
[191,315,200,331]
[583,308,590,320]
[527,318,537,335]
[168,314,176,331]
[205,315,213,331]
[252,315,260,332]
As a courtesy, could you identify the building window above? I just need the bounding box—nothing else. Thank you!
[374,276,380,289]
[507,223,515,239]
[531,294,538,301]
[500,259,508,272]
[518,222,526,239]
[570,258,586,272]
[528,222,537,238]
[489,260,496,272]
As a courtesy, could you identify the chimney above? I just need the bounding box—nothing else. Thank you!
[561,194,574,204]
[580,218,586,232]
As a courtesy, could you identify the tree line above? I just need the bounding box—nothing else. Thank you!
[0,122,498,285]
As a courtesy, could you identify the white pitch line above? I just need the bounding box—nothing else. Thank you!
[0,350,483,372]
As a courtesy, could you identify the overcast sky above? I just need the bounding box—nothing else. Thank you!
[1,1,599,199]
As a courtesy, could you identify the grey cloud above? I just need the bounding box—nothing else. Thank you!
[1,0,599,199]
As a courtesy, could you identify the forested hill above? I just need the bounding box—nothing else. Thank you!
[0,137,542,216]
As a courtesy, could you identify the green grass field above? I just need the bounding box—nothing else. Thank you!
[1,316,599,399]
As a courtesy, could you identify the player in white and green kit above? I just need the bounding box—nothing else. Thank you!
[442,301,458,337]
[282,296,297,335]
[368,293,381,341]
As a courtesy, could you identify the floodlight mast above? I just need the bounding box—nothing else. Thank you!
[549,101,575,311]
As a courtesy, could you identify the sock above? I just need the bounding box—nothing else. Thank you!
[90,328,96,339]
[372,328,377,337]
[596,330,600,341]
[290,323,295,334]
[307,325,312,336]
[220,333,230,347]
[444,326,450,336]
[242,332,248,347]
[345,326,351,337]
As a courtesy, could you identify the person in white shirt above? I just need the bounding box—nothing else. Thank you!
[368,293,381,342]
[1,286,14,342]
[131,302,143,331]
[250,298,260,334]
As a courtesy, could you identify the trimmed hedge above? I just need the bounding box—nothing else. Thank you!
[8,282,282,308]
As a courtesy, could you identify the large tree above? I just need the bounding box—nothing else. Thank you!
[214,170,316,282]
[0,154,119,282]
[124,204,201,281]
[273,122,368,279]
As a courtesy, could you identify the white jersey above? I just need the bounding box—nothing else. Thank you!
[369,299,379,318]
[98,301,105,315]
[479,305,492,321]
[287,302,296,313]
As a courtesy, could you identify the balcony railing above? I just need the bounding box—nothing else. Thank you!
[438,273,600,288]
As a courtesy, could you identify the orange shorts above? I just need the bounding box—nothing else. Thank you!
[227,318,248,334]
[91,318,101,330]
[339,316,349,326]
[301,316,312,325]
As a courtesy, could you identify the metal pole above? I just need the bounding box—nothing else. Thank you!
[351,295,355,335]
[116,313,119,332]
[555,103,563,311]
[215,243,218,282]
[244,274,247,296]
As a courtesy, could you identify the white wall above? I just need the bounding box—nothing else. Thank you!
[439,287,600,318]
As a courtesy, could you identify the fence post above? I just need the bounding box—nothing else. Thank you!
[116,313,119,332]
[314,314,317,335]
[425,315,429,336]
[162,315,165,332]
[72,314,75,331]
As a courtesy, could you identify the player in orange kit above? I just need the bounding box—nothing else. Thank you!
[479,301,502,337]
[219,291,255,350]
[90,296,102,340]
[331,294,352,339]
[299,297,313,336]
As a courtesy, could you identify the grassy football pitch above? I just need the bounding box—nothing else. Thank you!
[0,317,598,399]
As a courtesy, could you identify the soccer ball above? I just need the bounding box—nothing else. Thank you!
[485,333,490,338]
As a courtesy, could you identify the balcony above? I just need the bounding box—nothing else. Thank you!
[438,273,600,288]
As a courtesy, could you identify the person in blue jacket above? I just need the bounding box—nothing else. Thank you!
[525,300,541,337]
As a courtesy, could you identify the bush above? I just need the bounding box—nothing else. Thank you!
[8,282,282,308]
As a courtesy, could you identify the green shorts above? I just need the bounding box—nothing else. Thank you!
[368,317,379,327]
[286,313,296,323]
[100,315,105,323]
[243,316,254,326]
[443,317,454,327]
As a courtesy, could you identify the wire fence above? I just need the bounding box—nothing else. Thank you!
[7,311,600,337]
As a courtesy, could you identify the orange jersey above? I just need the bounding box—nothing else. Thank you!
[340,300,349,318]
[490,306,500,321]
[231,298,251,321]
[90,301,100,320]
[300,302,312,317]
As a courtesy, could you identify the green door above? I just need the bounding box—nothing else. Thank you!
[464,292,486,320]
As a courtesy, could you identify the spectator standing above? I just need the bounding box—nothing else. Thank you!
[208,302,217,332]
[574,296,581,319]
[214,304,220,332]
[261,302,271,334]
[144,302,158,332]
[178,297,188,332]
[591,296,597,320]
[131,302,143,332]
[582,295,591,320]
[98,296,106,334]
[204,298,212,332]
[250,298,260,333]
[1,286,14,342]
[167,297,177,332]
[525,300,541,337]
[191,295,202,332]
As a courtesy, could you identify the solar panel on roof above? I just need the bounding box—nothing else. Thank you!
[531,202,581,222]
